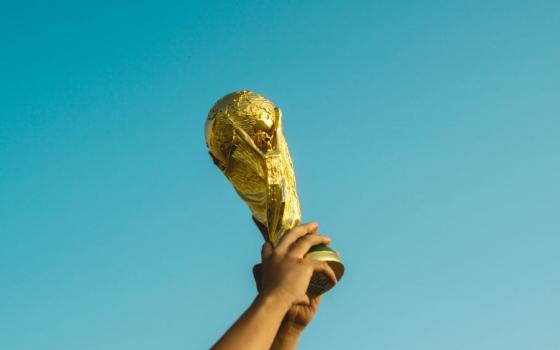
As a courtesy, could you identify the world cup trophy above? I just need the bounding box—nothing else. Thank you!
[205,90,344,296]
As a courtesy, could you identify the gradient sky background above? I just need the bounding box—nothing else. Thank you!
[1,1,559,349]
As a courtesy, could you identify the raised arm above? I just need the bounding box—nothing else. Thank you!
[211,222,336,350]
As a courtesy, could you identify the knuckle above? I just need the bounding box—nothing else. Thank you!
[304,235,317,243]
[307,221,318,227]
[287,251,300,260]
[291,225,304,233]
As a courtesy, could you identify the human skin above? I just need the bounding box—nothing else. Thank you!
[210,222,337,350]
[252,219,330,350]
[253,262,324,350]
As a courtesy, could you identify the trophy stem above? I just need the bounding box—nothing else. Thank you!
[206,91,345,297]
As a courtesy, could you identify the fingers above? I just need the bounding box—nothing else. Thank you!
[261,242,273,261]
[276,222,318,252]
[289,234,331,258]
[311,261,338,286]
[293,294,311,306]
[310,294,323,305]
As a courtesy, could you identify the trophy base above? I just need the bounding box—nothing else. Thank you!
[305,245,345,296]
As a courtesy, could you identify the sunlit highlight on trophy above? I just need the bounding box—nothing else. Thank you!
[205,91,344,296]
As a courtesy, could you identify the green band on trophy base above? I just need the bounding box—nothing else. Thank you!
[308,244,335,253]
[306,244,344,296]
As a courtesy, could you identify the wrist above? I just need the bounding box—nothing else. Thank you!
[258,288,295,312]
[278,320,304,338]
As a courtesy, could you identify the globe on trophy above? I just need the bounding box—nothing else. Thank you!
[205,90,344,296]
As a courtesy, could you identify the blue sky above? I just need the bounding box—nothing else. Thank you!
[1,1,559,349]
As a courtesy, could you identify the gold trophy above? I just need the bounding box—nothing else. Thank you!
[205,90,344,296]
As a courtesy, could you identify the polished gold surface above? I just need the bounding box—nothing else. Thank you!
[205,91,300,245]
[205,90,344,294]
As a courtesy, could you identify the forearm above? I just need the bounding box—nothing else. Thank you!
[270,323,303,350]
[211,292,292,350]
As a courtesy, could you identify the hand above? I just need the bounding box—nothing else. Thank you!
[211,219,336,350]
[254,221,336,306]
[252,218,335,329]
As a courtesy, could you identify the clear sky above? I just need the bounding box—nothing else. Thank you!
[1,1,559,349]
